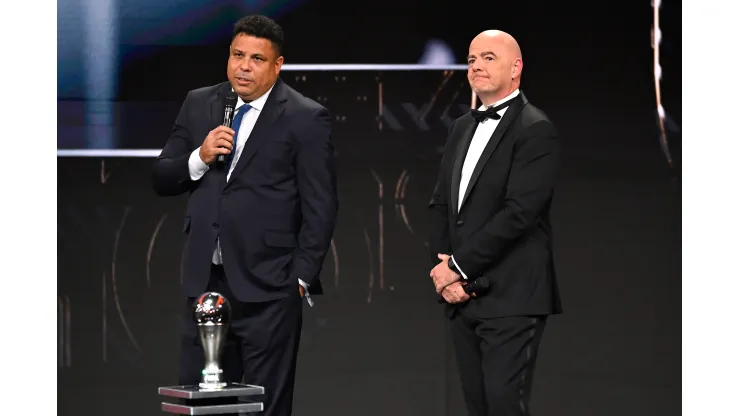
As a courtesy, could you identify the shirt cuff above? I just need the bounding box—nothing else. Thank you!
[298,279,314,307]
[451,255,468,280]
[188,147,209,181]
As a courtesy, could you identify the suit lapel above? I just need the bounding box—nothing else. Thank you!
[450,119,477,217]
[226,78,287,186]
[458,92,528,211]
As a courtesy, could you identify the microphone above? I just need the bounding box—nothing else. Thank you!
[463,276,490,295]
[216,92,238,163]
[436,276,490,303]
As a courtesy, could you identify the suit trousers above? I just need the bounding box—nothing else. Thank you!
[178,264,303,416]
[450,308,547,416]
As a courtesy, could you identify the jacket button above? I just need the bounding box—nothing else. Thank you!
[222,191,229,198]
[456,220,464,226]
[212,223,219,229]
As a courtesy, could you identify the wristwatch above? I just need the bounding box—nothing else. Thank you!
[448,257,460,275]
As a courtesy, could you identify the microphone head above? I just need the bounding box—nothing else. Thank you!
[224,92,237,109]
[464,276,490,295]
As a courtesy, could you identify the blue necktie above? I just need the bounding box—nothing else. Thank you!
[225,104,251,172]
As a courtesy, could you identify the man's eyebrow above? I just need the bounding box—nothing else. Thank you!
[467,51,496,60]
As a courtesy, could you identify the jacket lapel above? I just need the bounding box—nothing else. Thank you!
[450,119,477,217]
[226,79,287,186]
[458,92,528,211]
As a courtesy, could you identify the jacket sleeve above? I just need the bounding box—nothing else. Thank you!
[289,107,339,286]
[428,119,457,266]
[151,91,200,196]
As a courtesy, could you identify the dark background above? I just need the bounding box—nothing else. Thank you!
[57,0,681,415]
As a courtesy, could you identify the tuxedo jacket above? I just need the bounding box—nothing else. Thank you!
[152,78,338,303]
[429,91,562,318]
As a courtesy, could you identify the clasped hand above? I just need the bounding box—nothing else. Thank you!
[430,254,470,304]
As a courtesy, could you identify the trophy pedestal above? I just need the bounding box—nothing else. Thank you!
[158,383,265,415]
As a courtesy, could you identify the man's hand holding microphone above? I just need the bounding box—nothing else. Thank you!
[198,126,236,165]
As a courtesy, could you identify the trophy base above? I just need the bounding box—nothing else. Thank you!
[158,383,265,414]
[161,402,263,415]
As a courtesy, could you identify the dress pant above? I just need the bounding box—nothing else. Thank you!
[450,308,547,416]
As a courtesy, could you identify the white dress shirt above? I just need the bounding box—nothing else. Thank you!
[452,89,520,280]
[186,84,312,303]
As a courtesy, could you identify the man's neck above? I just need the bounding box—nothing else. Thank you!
[480,86,520,107]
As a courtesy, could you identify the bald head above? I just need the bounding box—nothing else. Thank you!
[473,30,522,60]
[467,30,523,105]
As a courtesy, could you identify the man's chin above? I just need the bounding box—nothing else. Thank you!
[471,85,495,94]
[472,88,501,102]
[229,82,252,96]
[236,88,250,96]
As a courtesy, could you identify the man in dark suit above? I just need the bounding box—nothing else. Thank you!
[152,15,338,416]
[429,30,562,416]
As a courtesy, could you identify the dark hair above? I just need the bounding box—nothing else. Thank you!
[232,15,284,57]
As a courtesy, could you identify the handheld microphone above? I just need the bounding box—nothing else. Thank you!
[463,276,490,295]
[216,93,238,163]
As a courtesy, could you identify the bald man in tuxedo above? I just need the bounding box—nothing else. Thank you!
[429,30,562,416]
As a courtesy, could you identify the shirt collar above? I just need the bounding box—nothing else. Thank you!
[232,82,275,112]
[477,88,520,112]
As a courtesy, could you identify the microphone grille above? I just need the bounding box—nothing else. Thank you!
[224,93,237,108]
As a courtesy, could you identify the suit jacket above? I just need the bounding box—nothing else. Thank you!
[152,78,338,303]
[429,91,562,318]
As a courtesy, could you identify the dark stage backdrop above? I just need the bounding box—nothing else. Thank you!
[57,68,681,416]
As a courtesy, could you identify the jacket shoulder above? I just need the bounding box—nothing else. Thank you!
[520,102,554,128]
[452,111,473,126]
[282,81,328,116]
[185,82,229,102]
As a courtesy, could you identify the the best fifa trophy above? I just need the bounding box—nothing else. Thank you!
[158,292,265,414]
[193,292,230,389]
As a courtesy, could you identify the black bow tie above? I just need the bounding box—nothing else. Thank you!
[470,97,516,122]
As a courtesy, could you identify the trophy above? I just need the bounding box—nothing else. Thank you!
[158,292,266,414]
[193,292,230,389]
